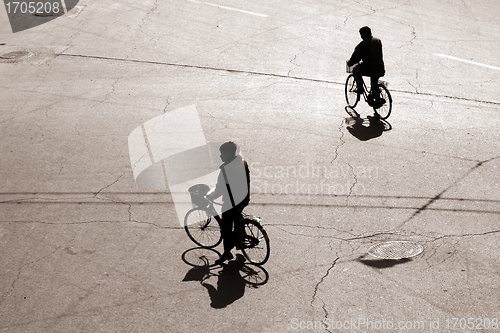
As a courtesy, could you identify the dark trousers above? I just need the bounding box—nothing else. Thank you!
[220,207,244,255]
[353,65,380,98]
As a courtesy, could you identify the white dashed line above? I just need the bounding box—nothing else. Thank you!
[435,54,500,71]
[186,0,268,17]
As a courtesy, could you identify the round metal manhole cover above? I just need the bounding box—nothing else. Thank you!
[368,241,423,260]
[0,51,34,63]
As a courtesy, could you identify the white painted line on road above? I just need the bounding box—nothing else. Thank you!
[434,54,500,71]
[317,27,336,32]
[186,0,268,17]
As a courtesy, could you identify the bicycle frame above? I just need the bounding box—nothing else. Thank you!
[344,73,392,119]
[202,200,245,233]
[356,76,384,101]
[208,197,259,220]
[358,79,371,103]
[200,200,262,250]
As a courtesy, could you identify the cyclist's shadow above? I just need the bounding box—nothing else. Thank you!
[182,248,269,309]
[344,108,392,141]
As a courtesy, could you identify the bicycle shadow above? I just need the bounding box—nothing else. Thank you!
[182,247,269,309]
[344,107,392,141]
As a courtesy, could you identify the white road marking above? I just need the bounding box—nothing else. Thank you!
[186,0,268,17]
[434,54,500,71]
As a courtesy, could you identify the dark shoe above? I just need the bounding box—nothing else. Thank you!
[373,98,386,109]
[215,252,233,265]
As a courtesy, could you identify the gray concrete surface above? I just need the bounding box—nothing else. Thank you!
[0,0,499,332]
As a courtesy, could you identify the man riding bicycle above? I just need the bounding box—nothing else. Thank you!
[347,26,385,104]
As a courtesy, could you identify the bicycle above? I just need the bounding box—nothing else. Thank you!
[184,184,270,265]
[345,62,392,119]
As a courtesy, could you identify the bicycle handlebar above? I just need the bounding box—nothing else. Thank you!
[204,196,223,206]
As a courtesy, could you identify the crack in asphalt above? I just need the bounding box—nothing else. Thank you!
[89,78,121,109]
[288,54,298,77]
[311,256,340,309]
[139,0,159,36]
[407,68,420,94]
[271,226,500,244]
[408,25,417,45]
[352,0,376,15]
[346,163,357,205]
[423,238,459,270]
[389,15,417,49]
[287,51,306,77]
[321,300,333,333]
[330,118,359,207]
[58,53,500,106]
[163,96,172,113]
[93,172,126,198]
[331,119,345,163]
[0,219,183,229]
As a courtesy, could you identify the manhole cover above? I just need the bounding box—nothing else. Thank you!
[0,48,56,64]
[368,241,423,259]
[0,51,34,61]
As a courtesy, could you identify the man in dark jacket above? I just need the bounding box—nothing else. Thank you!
[347,26,385,100]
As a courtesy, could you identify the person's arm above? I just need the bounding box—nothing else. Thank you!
[206,171,225,200]
[347,48,361,67]
[244,160,250,197]
[347,42,364,66]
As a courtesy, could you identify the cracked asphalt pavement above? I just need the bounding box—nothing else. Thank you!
[0,0,499,332]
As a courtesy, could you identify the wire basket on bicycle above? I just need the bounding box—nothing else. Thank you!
[188,184,211,208]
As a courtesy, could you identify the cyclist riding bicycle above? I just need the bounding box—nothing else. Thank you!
[205,141,250,265]
[347,26,385,105]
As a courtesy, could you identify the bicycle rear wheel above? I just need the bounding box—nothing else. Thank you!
[373,84,392,119]
[345,74,360,108]
[184,208,222,248]
[239,220,270,265]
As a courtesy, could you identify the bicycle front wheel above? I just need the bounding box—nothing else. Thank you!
[373,84,392,119]
[345,74,360,108]
[239,220,270,265]
[184,208,222,248]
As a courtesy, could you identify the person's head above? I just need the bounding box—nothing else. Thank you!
[359,26,372,40]
[219,141,238,162]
